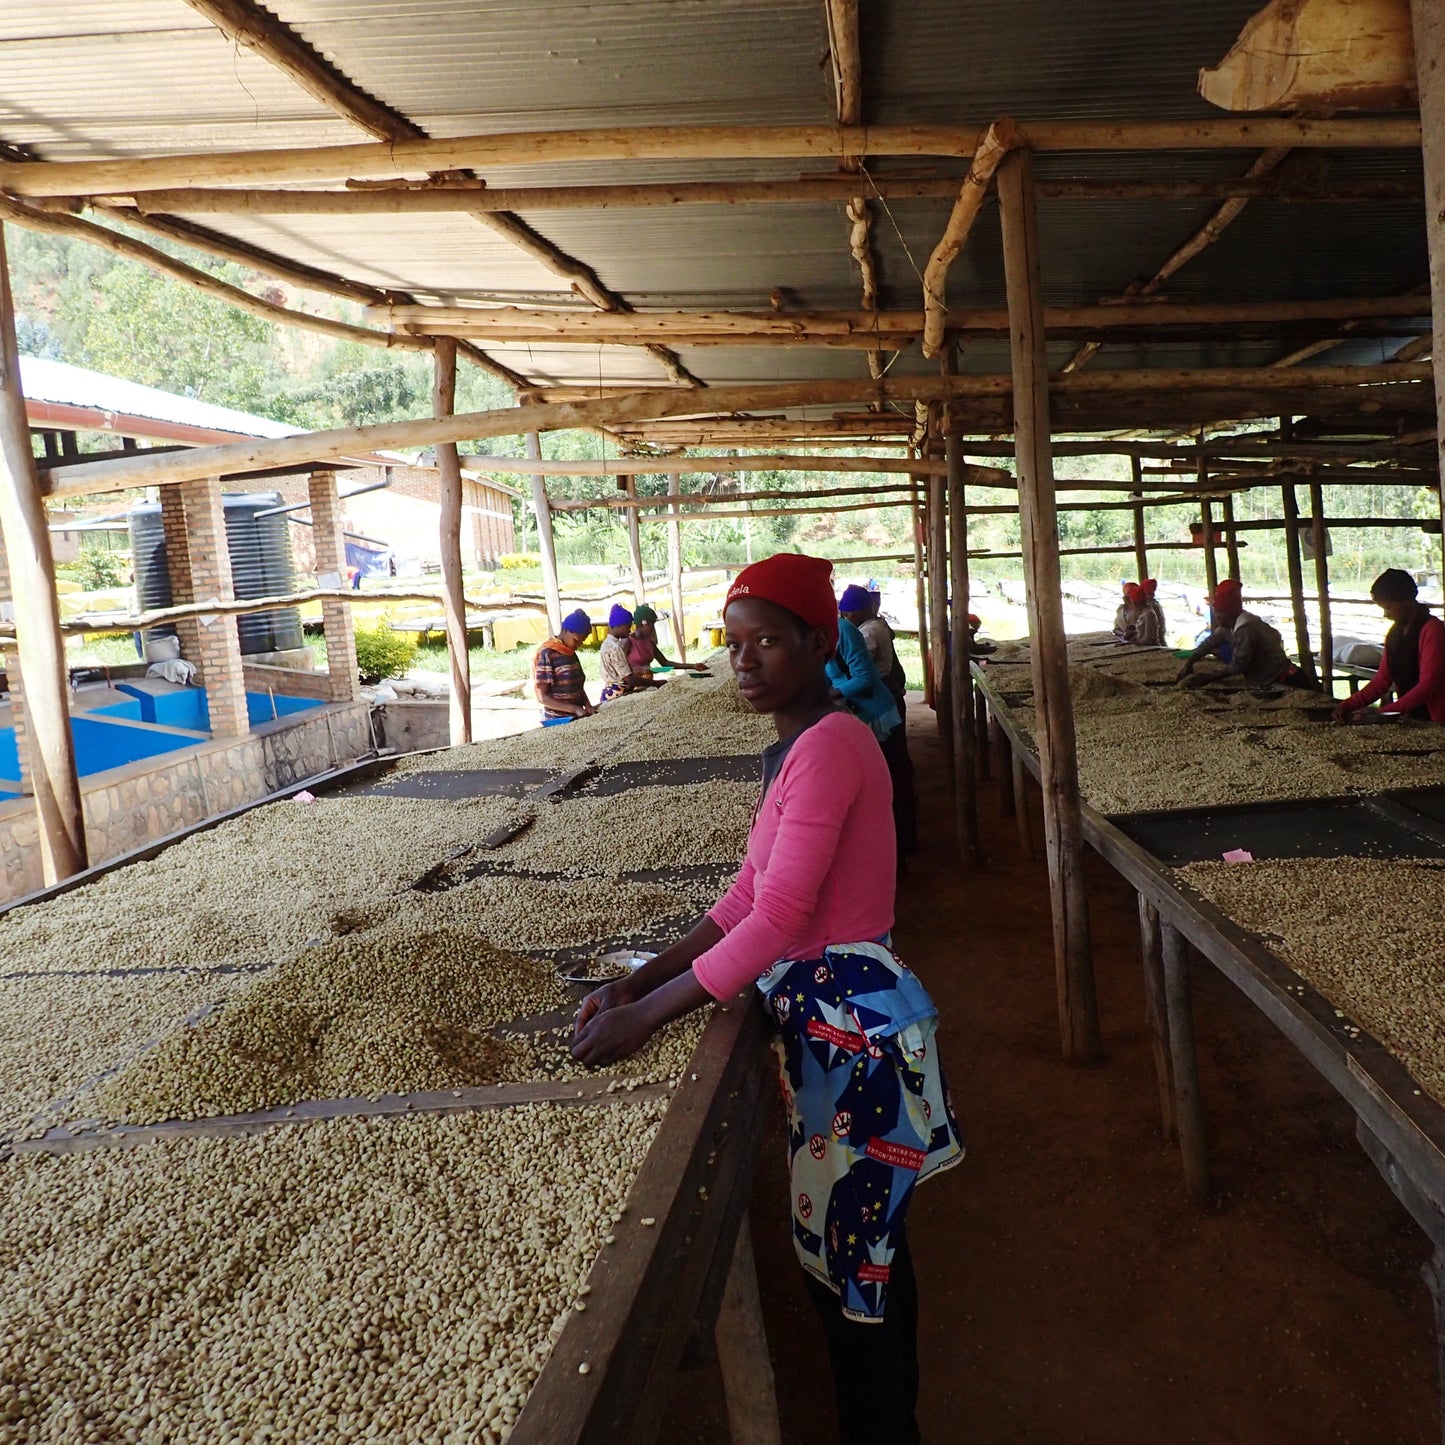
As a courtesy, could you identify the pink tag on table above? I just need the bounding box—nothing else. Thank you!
[1221,847,1253,863]
[293,790,316,804]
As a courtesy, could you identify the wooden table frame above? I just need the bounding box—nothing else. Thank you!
[973,662,1445,1437]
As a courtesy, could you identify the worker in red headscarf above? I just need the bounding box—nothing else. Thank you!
[1177,579,1316,690]
[573,551,961,1445]
[1133,579,1166,647]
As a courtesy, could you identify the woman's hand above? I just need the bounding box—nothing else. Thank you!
[1332,701,1353,724]
[1175,660,1194,682]
[573,974,638,1037]
[571,1000,655,1068]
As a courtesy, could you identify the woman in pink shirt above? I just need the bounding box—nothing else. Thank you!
[1335,568,1445,724]
[573,552,961,1445]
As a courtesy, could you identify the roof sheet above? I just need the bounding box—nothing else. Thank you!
[20,356,301,439]
[0,0,1431,401]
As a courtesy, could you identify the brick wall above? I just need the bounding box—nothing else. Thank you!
[162,477,249,738]
[307,472,361,702]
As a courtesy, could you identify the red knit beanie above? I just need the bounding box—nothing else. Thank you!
[1143,578,1158,599]
[1211,578,1242,611]
[725,553,838,650]
[1122,583,1143,605]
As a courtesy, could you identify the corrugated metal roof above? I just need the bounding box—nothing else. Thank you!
[19,356,300,439]
[0,0,1430,398]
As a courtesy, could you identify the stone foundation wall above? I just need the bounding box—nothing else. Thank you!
[372,699,451,756]
[0,701,375,907]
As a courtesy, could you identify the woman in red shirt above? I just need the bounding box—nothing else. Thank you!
[573,552,961,1445]
[1334,569,1445,723]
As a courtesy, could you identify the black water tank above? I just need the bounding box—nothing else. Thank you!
[128,492,304,656]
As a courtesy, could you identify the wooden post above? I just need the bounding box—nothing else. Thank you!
[1309,479,1334,694]
[1161,923,1212,1205]
[1280,482,1319,684]
[998,148,1101,1064]
[432,338,472,745]
[527,431,562,637]
[1137,897,1177,1142]
[996,722,1016,818]
[1130,455,1148,581]
[667,472,687,662]
[623,475,646,604]
[1412,0,1445,563]
[974,685,992,780]
[912,475,932,705]
[1221,492,1242,580]
[1011,749,1033,860]
[306,471,362,702]
[946,429,981,867]
[714,1217,782,1445]
[0,225,86,882]
[926,436,952,764]
[1200,498,1219,599]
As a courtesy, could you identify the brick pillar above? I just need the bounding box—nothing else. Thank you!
[164,477,248,738]
[0,537,27,786]
[307,471,360,701]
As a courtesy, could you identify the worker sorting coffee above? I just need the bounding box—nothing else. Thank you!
[827,586,901,741]
[599,602,647,702]
[627,603,706,679]
[1334,569,1445,723]
[572,552,961,1444]
[532,608,596,722]
[1176,579,1316,691]
[1114,580,1165,646]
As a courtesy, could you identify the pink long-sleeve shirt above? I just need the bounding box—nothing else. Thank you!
[1339,614,1445,722]
[692,711,896,1000]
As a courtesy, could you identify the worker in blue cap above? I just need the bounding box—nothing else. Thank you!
[599,602,652,701]
[839,582,916,858]
[532,607,596,722]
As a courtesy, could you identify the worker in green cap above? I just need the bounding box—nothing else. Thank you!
[628,602,707,681]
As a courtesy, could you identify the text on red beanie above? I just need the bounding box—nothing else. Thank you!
[725,553,838,650]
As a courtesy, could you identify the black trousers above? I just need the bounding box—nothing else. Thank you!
[803,1232,921,1445]
[881,702,917,856]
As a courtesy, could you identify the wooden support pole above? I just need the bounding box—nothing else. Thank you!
[1200,498,1220,598]
[946,429,981,868]
[0,224,86,883]
[1221,492,1242,580]
[1413,0,1445,570]
[998,148,1101,1064]
[1309,479,1334,694]
[666,473,687,662]
[433,339,473,746]
[1161,923,1212,1205]
[1011,749,1033,859]
[926,435,952,764]
[1137,897,1177,1142]
[974,684,992,781]
[714,1216,782,1445]
[527,432,562,638]
[996,720,1016,818]
[911,477,932,706]
[1130,455,1149,582]
[1280,482,1320,684]
[623,476,647,605]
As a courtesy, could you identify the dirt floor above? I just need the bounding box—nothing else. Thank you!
[663,699,1438,1444]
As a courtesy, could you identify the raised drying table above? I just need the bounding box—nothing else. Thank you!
[0,740,780,1445]
[972,661,1445,1437]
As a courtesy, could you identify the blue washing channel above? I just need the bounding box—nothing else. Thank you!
[0,687,324,786]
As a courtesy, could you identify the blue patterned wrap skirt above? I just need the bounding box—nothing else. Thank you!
[756,941,963,1323]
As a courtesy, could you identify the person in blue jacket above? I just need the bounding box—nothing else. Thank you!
[827,588,902,741]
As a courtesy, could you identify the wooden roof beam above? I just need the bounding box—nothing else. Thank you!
[0,119,1421,198]
[110,175,1426,214]
[371,295,1432,343]
[35,363,1433,498]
